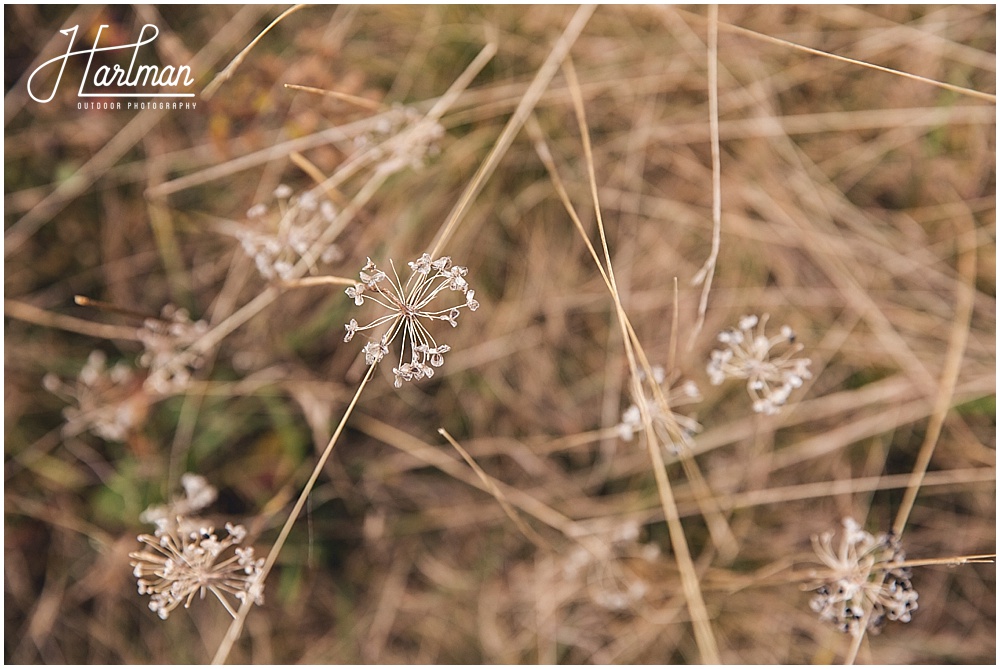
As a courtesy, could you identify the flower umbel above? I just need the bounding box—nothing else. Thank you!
[808,517,918,636]
[137,305,210,394]
[351,105,445,176]
[235,184,342,281]
[343,254,478,387]
[560,521,660,612]
[139,473,219,535]
[42,350,149,442]
[130,522,265,620]
[617,365,702,455]
[707,314,811,414]
[129,475,264,620]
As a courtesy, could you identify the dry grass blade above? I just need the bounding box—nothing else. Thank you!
[893,215,979,537]
[202,4,308,99]
[561,56,720,663]
[694,13,998,103]
[283,83,383,110]
[5,299,142,341]
[846,212,979,664]
[689,4,723,348]
[439,428,553,551]
[427,4,595,258]
[528,114,739,560]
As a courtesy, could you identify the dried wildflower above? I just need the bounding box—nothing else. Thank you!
[235,185,342,281]
[808,517,918,636]
[707,314,811,414]
[561,521,660,611]
[129,475,264,620]
[139,473,219,535]
[130,522,265,620]
[352,105,444,175]
[137,305,210,394]
[617,365,702,454]
[343,254,478,387]
[43,350,148,441]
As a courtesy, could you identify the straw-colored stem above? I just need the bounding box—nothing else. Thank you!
[439,428,553,551]
[689,4,722,349]
[427,4,595,258]
[202,5,308,99]
[212,363,377,664]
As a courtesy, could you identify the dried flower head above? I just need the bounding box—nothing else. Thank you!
[707,314,811,414]
[43,349,148,441]
[617,365,702,454]
[343,254,478,387]
[129,475,264,620]
[137,305,210,394]
[561,521,660,612]
[352,105,445,175]
[130,522,265,620]
[808,517,918,636]
[236,185,342,281]
[139,473,219,535]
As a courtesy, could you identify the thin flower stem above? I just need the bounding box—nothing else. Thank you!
[689,4,722,349]
[4,299,142,341]
[282,83,383,110]
[717,18,997,103]
[282,276,356,288]
[893,219,977,538]
[211,363,377,664]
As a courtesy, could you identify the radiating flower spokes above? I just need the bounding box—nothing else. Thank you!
[343,254,477,387]
[707,314,811,414]
[617,365,702,455]
[807,517,919,636]
[129,474,265,621]
[130,521,265,620]
[235,184,342,281]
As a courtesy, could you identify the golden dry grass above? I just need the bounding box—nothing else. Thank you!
[5,4,995,664]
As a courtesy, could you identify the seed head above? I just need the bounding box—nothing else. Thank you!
[351,105,445,175]
[343,254,477,387]
[130,522,265,620]
[235,184,342,281]
[560,521,660,612]
[129,475,264,620]
[707,314,811,414]
[137,305,209,394]
[43,349,148,441]
[617,365,702,454]
[808,517,918,636]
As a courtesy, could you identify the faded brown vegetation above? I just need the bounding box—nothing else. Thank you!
[5,4,995,664]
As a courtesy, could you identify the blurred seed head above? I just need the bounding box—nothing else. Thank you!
[43,349,149,442]
[808,517,918,636]
[235,184,343,282]
[137,305,210,394]
[129,474,264,620]
[707,314,811,414]
[617,364,702,455]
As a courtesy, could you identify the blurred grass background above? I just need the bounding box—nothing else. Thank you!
[4,4,995,663]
